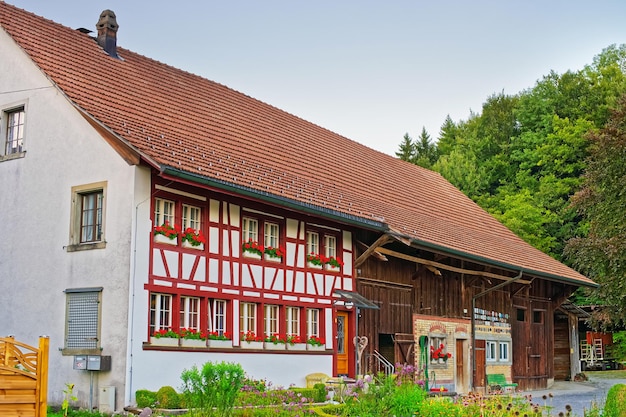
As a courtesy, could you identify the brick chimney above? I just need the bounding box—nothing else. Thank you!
[96,10,119,58]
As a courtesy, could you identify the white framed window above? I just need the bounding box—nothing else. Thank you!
[324,235,337,258]
[286,306,300,336]
[3,106,25,156]
[154,198,175,227]
[307,231,319,255]
[240,302,257,334]
[179,296,200,331]
[63,287,102,353]
[208,299,227,336]
[307,308,320,338]
[264,222,279,249]
[242,217,259,243]
[499,341,510,362]
[486,341,497,362]
[150,293,172,335]
[182,204,202,231]
[68,182,107,251]
[264,305,279,337]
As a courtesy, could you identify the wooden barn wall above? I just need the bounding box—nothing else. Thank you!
[554,315,571,380]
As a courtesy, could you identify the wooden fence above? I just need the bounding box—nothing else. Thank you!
[0,336,49,417]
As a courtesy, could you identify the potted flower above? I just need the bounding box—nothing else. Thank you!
[326,256,343,271]
[150,328,180,347]
[182,227,206,249]
[306,253,325,269]
[242,239,263,259]
[264,333,286,350]
[263,246,284,262]
[240,330,263,349]
[306,335,326,351]
[286,334,307,351]
[153,221,180,245]
[430,344,452,363]
[180,328,208,348]
[208,331,232,348]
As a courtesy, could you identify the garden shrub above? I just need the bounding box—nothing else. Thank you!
[181,360,245,416]
[313,382,328,403]
[156,385,181,409]
[135,389,157,408]
[604,383,626,417]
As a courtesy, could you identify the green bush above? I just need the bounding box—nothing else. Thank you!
[156,385,181,409]
[181,361,245,416]
[135,389,157,408]
[313,383,328,403]
[604,383,626,417]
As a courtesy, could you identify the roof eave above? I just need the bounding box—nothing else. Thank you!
[387,231,598,289]
[160,166,388,231]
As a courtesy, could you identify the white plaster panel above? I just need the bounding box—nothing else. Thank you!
[200,286,218,293]
[223,260,232,285]
[243,291,261,297]
[223,229,232,256]
[286,242,296,267]
[325,275,337,296]
[152,249,166,277]
[163,250,179,279]
[264,293,280,299]
[272,271,285,292]
[153,279,173,287]
[209,199,220,223]
[299,221,305,239]
[343,277,353,291]
[283,295,297,301]
[182,253,196,280]
[229,203,240,226]
[208,258,219,283]
[324,308,333,349]
[300,297,315,303]
[209,227,219,253]
[177,283,195,290]
[343,230,352,251]
[193,255,206,282]
[343,252,353,276]
[241,266,253,288]
[297,243,305,267]
[232,261,240,286]
[286,218,299,239]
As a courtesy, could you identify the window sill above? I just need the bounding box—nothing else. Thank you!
[66,241,107,252]
[60,348,102,356]
[0,151,26,162]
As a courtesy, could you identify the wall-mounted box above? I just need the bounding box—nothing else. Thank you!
[73,355,87,370]
[86,355,111,371]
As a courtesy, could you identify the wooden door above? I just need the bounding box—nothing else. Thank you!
[474,339,486,389]
[456,339,465,392]
[336,311,349,375]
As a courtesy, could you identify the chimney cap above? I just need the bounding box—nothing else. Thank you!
[97,10,118,32]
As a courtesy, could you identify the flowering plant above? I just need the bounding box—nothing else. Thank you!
[241,330,263,343]
[264,333,287,345]
[180,328,208,340]
[182,227,206,247]
[431,343,452,361]
[306,335,325,347]
[285,334,303,345]
[153,221,180,240]
[208,331,231,341]
[242,239,264,256]
[152,328,180,339]
[263,246,285,259]
[307,253,344,268]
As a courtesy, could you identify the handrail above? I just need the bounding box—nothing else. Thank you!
[370,350,395,376]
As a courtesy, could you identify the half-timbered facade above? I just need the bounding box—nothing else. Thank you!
[0,3,596,411]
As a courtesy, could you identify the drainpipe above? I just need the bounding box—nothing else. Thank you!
[471,270,523,391]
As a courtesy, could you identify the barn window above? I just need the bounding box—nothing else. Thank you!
[516,308,526,322]
[533,310,544,324]
[63,287,102,353]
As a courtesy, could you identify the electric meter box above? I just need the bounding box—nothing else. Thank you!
[87,355,111,371]
[73,355,87,370]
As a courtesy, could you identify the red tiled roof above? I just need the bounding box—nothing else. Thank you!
[0,2,595,286]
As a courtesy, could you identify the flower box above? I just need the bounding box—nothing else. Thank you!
[154,234,177,245]
[264,254,282,262]
[287,343,307,351]
[150,337,180,347]
[307,344,326,352]
[325,264,340,272]
[240,341,264,350]
[182,240,204,250]
[181,339,207,348]
[242,251,262,260]
[307,261,323,269]
[264,342,286,351]
[208,339,232,349]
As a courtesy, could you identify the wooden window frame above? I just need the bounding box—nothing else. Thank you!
[154,198,175,228]
[1,105,26,160]
[149,293,173,335]
[286,306,300,336]
[182,204,202,232]
[67,181,107,252]
[240,302,257,335]
[264,304,280,337]
[307,308,320,338]
[179,296,201,331]
[208,299,228,337]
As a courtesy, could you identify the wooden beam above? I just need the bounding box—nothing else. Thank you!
[354,234,393,268]
[374,247,531,284]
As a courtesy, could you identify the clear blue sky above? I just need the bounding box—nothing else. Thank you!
[8,1,626,156]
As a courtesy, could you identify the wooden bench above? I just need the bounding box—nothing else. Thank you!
[487,374,518,393]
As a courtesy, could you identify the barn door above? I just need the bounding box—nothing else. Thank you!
[473,339,486,389]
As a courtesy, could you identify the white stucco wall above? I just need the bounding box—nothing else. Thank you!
[0,27,144,411]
